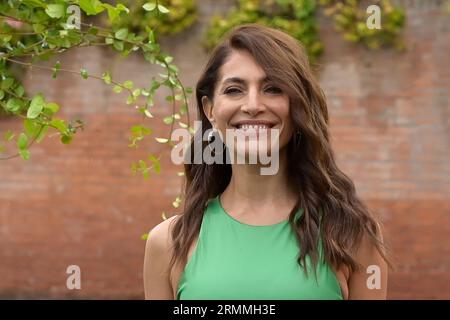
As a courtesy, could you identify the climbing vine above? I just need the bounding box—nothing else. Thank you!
[203,0,406,61]
[0,0,194,229]
[104,0,198,37]
[0,0,193,157]
[320,0,405,50]
[203,0,324,62]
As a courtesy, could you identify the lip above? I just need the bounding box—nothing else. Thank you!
[231,120,277,128]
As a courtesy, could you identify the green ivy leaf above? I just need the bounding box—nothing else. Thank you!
[19,149,30,160]
[36,125,49,143]
[143,2,157,11]
[180,104,188,115]
[163,116,173,124]
[102,3,129,23]
[45,4,65,18]
[61,134,73,144]
[24,119,39,137]
[164,55,173,64]
[155,137,169,143]
[6,98,23,114]
[44,102,60,114]
[126,95,134,105]
[17,133,28,150]
[32,23,46,33]
[4,130,15,141]
[50,119,68,133]
[14,85,25,97]
[123,80,133,89]
[0,34,12,43]
[113,40,124,51]
[27,94,45,119]
[132,89,141,97]
[148,29,155,43]
[157,4,170,14]
[102,71,112,84]
[144,109,153,118]
[148,155,160,174]
[115,28,129,40]
[80,69,89,79]
[1,78,14,90]
[52,61,61,79]
[79,0,105,15]
[22,0,47,8]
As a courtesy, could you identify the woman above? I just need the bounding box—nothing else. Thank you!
[144,23,389,300]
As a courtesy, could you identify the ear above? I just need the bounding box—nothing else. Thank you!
[202,95,215,126]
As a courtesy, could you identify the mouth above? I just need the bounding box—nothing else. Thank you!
[231,120,277,131]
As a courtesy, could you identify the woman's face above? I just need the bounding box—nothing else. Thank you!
[202,49,295,162]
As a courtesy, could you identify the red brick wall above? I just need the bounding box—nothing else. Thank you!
[0,0,448,299]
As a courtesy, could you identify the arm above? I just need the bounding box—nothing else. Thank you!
[347,232,388,299]
[143,215,178,300]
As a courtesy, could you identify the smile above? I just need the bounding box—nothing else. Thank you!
[236,124,271,130]
[231,120,277,131]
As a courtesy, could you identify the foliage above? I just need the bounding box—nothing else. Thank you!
[0,0,192,220]
[203,0,405,61]
[0,0,192,162]
[104,0,198,37]
[320,0,405,50]
[203,0,324,62]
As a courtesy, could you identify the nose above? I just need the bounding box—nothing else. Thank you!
[241,88,264,116]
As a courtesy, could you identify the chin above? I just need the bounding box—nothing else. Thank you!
[233,143,276,164]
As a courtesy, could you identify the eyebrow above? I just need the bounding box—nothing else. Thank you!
[220,76,272,88]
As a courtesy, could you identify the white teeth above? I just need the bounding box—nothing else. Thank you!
[237,124,269,130]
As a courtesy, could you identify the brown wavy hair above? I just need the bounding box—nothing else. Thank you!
[169,23,389,275]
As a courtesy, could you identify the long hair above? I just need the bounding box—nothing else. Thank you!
[169,23,389,275]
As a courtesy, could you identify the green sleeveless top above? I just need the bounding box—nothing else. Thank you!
[177,195,343,300]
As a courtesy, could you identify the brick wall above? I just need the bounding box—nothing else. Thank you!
[0,0,448,299]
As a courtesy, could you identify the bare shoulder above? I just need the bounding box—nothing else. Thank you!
[143,214,181,300]
[348,229,388,299]
[354,226,386,267]
[146,215,180,251]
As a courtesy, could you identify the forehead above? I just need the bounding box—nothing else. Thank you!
[217,49,267,84]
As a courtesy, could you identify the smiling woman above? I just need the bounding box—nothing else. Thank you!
[143,23,389,300]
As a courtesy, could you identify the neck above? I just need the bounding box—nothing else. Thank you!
[221,150,297,214]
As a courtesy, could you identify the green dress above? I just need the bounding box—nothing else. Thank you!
[177,195,343,300]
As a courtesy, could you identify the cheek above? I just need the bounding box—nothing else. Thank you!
[273,98,292,126]
[212,102,235,129]
[275,99,294,143]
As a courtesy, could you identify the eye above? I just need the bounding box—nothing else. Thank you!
[265,86,282,94]
[224,87,242,95]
